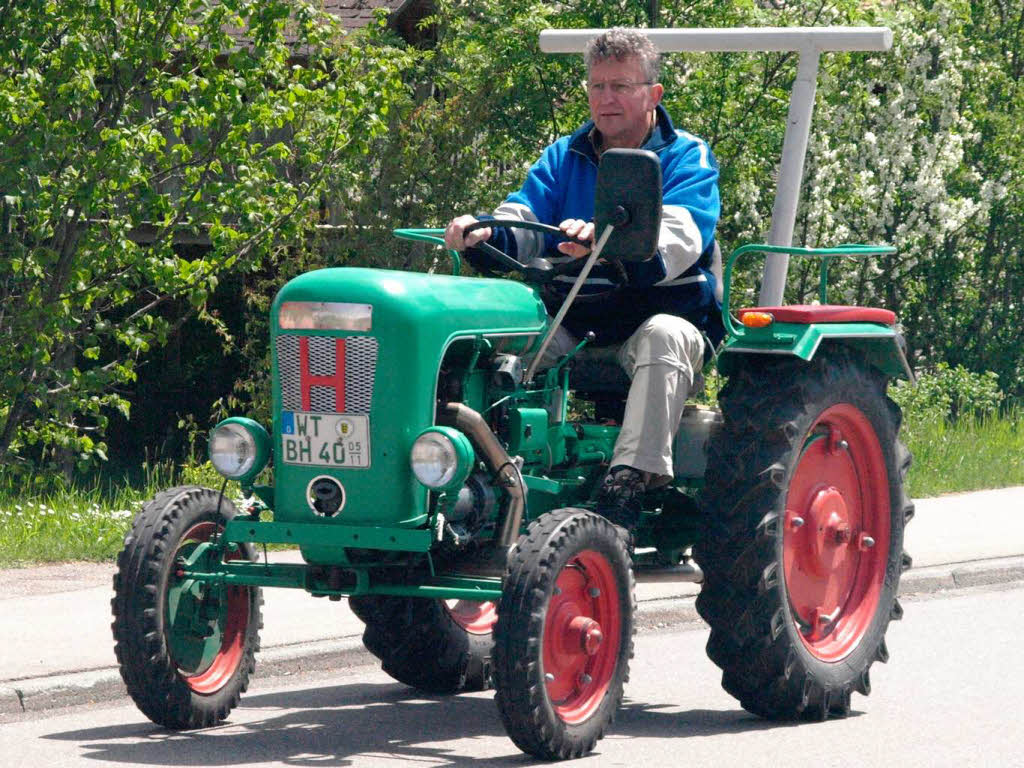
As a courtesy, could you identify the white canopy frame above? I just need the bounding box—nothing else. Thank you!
[539,27,893,306]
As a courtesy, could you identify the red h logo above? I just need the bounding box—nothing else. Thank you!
[298,337,346,412]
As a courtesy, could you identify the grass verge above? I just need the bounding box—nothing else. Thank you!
[0,462,248,566]
[901,409,1024,498]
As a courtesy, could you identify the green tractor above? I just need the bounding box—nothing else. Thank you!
[112,26,914,760]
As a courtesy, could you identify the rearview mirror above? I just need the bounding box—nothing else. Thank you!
[593,148,662,262]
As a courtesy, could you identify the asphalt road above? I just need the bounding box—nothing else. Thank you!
[2,581,1021,768]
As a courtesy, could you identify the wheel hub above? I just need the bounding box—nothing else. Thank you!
[166,521,250,694]
[567,615,603,656]
[782,405,892,661]
[802,486,853,577]
[542,550,622,724]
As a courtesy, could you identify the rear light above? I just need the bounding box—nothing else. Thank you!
[741,311,775,329]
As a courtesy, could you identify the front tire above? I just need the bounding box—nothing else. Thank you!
[696,349,913,720]
[112,486,262,729]
[493,509,635,759]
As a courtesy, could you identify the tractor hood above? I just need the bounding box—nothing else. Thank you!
[267,268,546,544]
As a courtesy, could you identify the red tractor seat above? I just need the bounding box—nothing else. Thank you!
[738,305,897,326]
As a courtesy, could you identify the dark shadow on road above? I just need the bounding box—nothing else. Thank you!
[41,682,858,766]
[616,698,863,738]
[43,681,529,766]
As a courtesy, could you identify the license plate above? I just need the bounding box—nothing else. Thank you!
[280,412,370,468]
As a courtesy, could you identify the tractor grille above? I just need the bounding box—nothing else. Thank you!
[277,334,378,413]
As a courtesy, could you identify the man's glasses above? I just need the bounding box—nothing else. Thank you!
[585,80,653,96]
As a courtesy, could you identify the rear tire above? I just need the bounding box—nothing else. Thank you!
[493,509,635,759]
[112,486,262,729]
[695,349,913,720]
[349,595,496,693]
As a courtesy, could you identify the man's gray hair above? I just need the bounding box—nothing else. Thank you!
[584,27,661,83]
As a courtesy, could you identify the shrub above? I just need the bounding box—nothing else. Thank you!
[890,363,1004,424]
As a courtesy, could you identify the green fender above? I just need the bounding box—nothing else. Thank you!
[717,243,913,381]
[717,321,913,381]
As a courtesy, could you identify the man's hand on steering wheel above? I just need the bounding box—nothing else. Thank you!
[444,215,491,251]
[556,218,594,259]
[443,215,619,286]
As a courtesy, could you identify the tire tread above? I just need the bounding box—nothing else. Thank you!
[695,349,912,720]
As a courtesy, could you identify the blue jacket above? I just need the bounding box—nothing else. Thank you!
[468,104,723,346]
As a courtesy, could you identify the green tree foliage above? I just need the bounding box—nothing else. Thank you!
[0,0,402,473]
[789,0,1021,394]
[954,0,1024,394]
[3,0,1022,478]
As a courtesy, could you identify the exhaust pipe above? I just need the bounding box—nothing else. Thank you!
[441,403,526,553]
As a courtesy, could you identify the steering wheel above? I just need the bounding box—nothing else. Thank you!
[462,219,627,289]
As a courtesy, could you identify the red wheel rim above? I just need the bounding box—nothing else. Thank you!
[783,404,891,661]
[443,600,498,635]
[168,521,250,694]
[542,549,622,724]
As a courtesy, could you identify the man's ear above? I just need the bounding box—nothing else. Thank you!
[649,83,664,108]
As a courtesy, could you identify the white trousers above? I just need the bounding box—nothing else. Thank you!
[540,314,706,483]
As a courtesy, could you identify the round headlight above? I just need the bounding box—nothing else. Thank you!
[410,428,474,490]
[411,432,457,488]
[210,423,257,479]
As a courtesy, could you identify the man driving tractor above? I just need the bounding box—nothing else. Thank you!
[445,27,722,540]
